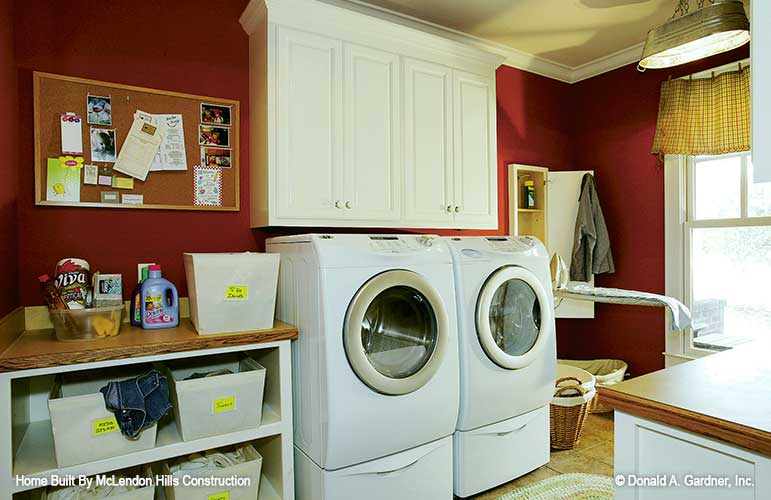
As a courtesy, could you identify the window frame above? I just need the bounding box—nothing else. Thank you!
[664,153,771,366]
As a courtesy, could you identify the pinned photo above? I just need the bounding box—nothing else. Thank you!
[201,147,232,168]
[199,125,230,147]
[201,103,232,126]
[87,95,112,125]
[90,128,117,162]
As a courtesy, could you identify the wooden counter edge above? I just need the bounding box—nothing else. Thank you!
[0,320,298,373]
[599,386,771,457]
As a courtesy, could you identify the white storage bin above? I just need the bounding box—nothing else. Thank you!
[161,354,266,441]
[184,252,280,335]
[48,370,158,468]
[163,444,263,500]
[43,466,154,500]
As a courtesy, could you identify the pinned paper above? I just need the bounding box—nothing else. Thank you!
[194,165,222,206]
[87,95,112,126]
[90,128,117,162]
[46,157,81,202]
[60,113,83,155]
[122,194,143,205]
[113,110,164,181]
[150,114,187,171]
[112,176,134,190]
[83,164,98,185]
[100,191,119,204]
[98,165,113,186]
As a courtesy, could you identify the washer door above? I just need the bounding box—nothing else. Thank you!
[476,266,553,369]
[344,270,449,395]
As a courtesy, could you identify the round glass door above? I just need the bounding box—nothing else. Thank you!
[476,266,553,369]
[345,270,449,395]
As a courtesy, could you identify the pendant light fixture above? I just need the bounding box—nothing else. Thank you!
[639,0,749,70]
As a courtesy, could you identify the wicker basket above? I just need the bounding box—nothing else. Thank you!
[560,360,628,414]
[550,377,593,450]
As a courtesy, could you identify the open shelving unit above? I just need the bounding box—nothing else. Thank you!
[507,164,549,245]
[0,319,298,500]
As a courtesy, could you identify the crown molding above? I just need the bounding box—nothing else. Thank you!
[569,42,645,83]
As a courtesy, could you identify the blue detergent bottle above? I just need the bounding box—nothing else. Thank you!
[140,265,180,329]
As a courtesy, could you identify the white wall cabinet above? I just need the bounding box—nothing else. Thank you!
[241,0,503,229]
[752,0,770,183]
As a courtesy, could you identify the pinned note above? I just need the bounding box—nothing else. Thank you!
[60,113,83,155]
[112,176,134,190]
[113,110,164,181]
[193,165,222,206]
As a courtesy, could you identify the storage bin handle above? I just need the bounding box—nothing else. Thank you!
[554,384,586,398]
[555,376,584,387]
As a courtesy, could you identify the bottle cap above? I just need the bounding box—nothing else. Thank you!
[38,274,50,282]
[148,265,162,271]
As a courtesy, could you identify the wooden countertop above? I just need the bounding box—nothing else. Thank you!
[0,318,298,373]
[599,342,771,456]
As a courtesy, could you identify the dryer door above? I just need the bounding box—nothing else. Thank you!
[476,266,553,369]
[344,270,449,395]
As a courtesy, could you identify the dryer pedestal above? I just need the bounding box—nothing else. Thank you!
[453,405,550,498]
[296,436,453,500]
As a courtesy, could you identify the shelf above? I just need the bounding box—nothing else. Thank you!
[0,318,298,373]
[10,405,282,494]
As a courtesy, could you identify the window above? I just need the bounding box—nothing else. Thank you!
[665,152,771,361]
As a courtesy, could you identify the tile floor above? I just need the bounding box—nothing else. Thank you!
[468,412,615,499]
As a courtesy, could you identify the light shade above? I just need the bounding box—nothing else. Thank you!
[639,1,750,70]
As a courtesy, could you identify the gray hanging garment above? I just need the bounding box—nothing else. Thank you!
[569,173,614,282]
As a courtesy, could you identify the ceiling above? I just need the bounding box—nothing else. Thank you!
[356,0,751,69]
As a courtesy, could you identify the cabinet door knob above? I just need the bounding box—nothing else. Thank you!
[334,200,342,209]
[446,205,453,213]
[454,206,460,213]
[345,201,352,209]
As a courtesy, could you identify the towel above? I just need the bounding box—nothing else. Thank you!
[570,174,614,281]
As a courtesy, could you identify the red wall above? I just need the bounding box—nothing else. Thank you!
[558,47,750,375]
[0,0,19,317]
[13,0,256,304]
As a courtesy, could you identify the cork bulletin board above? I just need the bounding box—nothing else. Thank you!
[33,72,240,211]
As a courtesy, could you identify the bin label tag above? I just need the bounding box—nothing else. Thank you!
[208,493,229,500]
[93,417,120,436]
[213,396,236,413]
[225,286,248,301]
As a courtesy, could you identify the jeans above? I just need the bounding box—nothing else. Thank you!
[100,370,172,439]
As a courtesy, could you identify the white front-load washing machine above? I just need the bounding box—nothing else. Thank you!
[267,234,459,500]
[445,236,557,498]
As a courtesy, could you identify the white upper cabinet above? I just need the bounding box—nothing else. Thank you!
[403,58,454,226]
[453,70,497,227]
[275,27,345,220]
[752,1,770,182]
[343,43,401,221]
[241,0,503,228]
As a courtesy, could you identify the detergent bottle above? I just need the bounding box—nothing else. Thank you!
[140,265,179,329]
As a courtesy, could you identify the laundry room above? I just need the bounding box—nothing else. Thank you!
[0,0,769,499]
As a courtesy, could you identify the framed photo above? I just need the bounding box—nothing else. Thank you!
[201,146,232,168]
[87,94,112,125]
[90,128,117,162]
[199,124,230,147]
[201,103,232,126]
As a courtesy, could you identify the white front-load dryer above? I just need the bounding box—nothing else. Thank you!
[445,236,557,498]
[267,234,459,500]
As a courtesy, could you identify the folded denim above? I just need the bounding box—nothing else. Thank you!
[100,370,172,439]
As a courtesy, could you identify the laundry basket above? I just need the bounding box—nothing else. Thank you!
[559,359,627,413]
[550,365,596,450]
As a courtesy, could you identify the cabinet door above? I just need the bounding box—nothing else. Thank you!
[343,43,401,221]
[452,70,497,229]
[753,0,771,182]
[276,27,345,220]
[403,58,454,226]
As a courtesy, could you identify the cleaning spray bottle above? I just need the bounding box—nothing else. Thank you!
[130,266,149,327]
[140,265,179,329]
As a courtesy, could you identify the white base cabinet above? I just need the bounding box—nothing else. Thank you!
[240,0,502,229]
[614,411,771,500]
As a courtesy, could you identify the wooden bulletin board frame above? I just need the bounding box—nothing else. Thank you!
[33,72,240,211]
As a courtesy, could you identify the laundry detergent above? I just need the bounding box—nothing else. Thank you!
[140,265,179,329]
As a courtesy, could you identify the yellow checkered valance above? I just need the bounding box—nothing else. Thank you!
[652,66,750,156]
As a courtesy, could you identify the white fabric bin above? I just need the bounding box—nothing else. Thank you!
[48,371,158,468]
[161,354,266,441]
[184,252,279,335]
[43,466,154,500]
[163,444,262,500]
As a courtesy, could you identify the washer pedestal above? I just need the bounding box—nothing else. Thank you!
[453,405,550,498]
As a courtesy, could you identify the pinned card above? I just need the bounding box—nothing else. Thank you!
[46,157,81,202]
[60,113,83,155]
[112,177,134,190]
[98,165,113,186]
[83,165,98,185]
[122,194,143,205]
[100,191,119,204]
[193,165,222,206]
